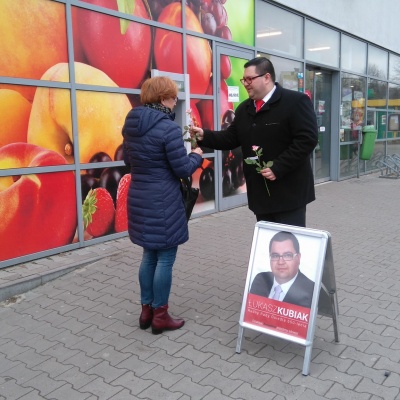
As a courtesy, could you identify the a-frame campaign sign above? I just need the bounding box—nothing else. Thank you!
[236,221,339,376]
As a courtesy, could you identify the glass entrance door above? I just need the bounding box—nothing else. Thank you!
[306,68,332,182]
[215,46,254,211]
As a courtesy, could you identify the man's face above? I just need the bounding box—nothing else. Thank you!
[242,66,268,100]
[269,239,301,284]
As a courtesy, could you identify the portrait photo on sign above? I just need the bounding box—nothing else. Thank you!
[241,223,327,341]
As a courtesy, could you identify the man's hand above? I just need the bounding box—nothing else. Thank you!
[190,126,204,141]
[261,167,276,181]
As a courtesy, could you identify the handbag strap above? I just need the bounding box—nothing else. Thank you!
[181,176,192,190]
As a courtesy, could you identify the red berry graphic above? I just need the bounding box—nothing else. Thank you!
[83,188,115,237]
[114,173,131,233]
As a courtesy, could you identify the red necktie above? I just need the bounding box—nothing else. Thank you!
[255,99,264,112]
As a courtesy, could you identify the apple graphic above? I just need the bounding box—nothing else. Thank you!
[220,55,232,80]
[0,143,77,261]
[189,100,202,128]
[0,89,32,147]
[74,0,151,89]
[0,0,68,101]
[27,62,132,164]
[197,99,214,131]
[154,3,212,97]
[71,6,86,63]
[197,79,214,130]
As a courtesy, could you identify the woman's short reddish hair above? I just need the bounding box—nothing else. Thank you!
[140,76,178,104]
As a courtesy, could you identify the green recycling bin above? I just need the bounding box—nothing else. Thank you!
[360,125,377,160]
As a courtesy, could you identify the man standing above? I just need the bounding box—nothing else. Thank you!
[192,57,318,227]
[250,231,314,309]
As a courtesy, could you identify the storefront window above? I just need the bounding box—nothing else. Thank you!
[0,0,68,101]
[27,86,74,166]
[0,169,77,262]
[72,6,151,90]
[339,144,359,178]
[154,28,184,74]
[387,139,400,155]
[193,157,216,214]
[366,140,385,172]
[259,53,303,91]
[367,78,387,109]
[224,0,255,46]
[3,0,400,267]
[149,1,182,25]
[366,109,386,140]
[387,111,400,139]
[256,3,302,58]
[368,45,388,79]
[76,90,131,165]
[340,73,366,142]
[389,54,400,83]
[388,83,400,110]
[195,99,214,131]
[79,0,174,27]
[305,21,339,67]
[186,35,212,96]
[341,35,367,74]
[376,111,387,139]
[0,84,32,150]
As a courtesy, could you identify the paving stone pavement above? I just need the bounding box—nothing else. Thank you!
[0,172,399,400]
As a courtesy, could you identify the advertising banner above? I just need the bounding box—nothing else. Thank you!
[244,293,310,339]
[0,0,256,264]
[237,221,339,375]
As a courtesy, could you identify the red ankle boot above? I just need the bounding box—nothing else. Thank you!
[139,304,153,329]
[151,305,185,334]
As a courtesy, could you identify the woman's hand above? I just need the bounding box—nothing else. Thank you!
[191,147,203,156]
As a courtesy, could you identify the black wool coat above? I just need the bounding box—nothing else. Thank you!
[201,83,318,215]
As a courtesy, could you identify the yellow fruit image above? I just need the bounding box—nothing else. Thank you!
[0,89,32,147]
[27,62,132,164]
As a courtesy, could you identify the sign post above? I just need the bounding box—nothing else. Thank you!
[236,222,339,376]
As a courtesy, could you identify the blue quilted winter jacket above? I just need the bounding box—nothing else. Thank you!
[122,106,202,250]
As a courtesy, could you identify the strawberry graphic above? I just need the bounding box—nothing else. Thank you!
[115,173,131,233]
[83,188,115,237]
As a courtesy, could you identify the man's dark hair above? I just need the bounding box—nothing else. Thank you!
[244,57,276,82]
[269,231,300,253]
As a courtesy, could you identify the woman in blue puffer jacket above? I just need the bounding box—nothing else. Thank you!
[122,76,203,334]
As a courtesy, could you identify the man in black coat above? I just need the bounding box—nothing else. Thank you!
[250,231,314,309]
[192,57,318,227]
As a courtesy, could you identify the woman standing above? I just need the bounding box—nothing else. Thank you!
[122,76,203,334]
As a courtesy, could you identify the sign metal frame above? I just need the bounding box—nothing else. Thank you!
[236,221,339,375]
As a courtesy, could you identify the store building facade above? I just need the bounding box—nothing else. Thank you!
[1,0,399,268]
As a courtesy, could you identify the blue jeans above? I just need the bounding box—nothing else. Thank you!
[139,247,178,308]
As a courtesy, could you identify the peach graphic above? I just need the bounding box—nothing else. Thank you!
[0,89,32,147]
[27,62,132,164]
[0,0,68,101]
[0,143,77,261]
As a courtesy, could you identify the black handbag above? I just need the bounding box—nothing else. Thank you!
[181,176,199,221]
